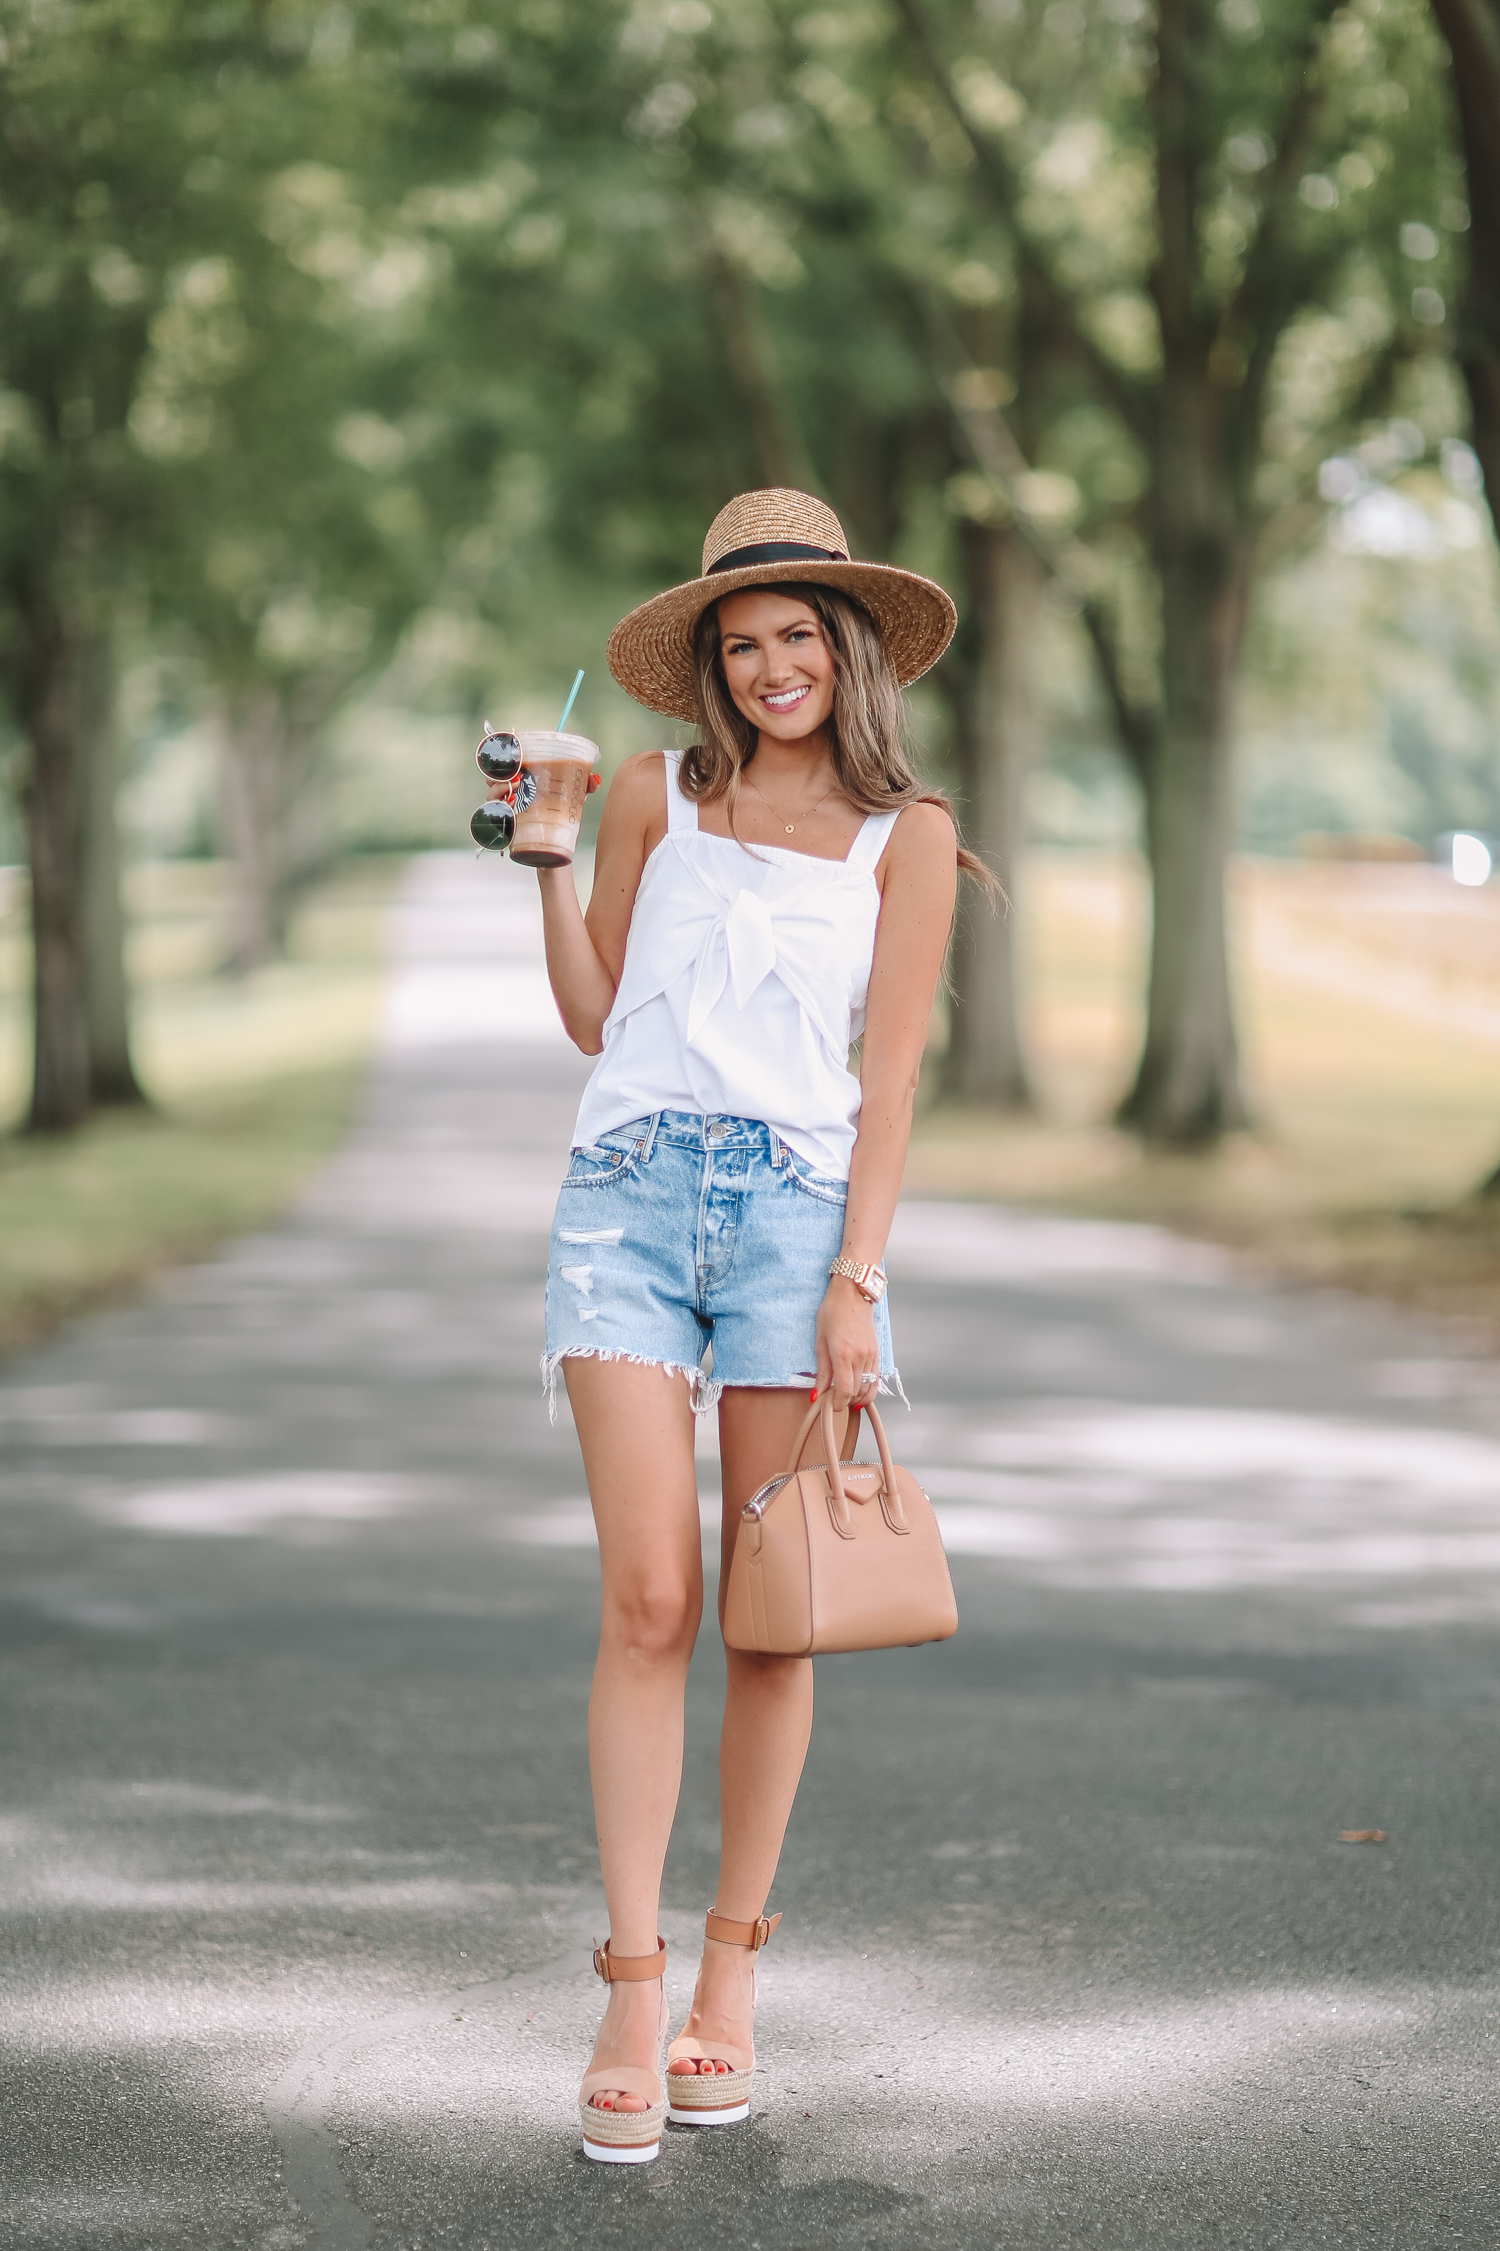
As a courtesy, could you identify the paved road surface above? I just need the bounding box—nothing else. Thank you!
[5,854,1500,2251]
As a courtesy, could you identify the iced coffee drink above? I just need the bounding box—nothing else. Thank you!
[508,730,597,868]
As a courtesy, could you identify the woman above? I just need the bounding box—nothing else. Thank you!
[499,490,984,2163]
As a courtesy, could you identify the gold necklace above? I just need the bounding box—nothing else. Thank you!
[746,771,841,836]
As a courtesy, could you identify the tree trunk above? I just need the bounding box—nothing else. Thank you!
[18,608,90,1132]
[1119,527,1251,1142]
[942,520,1036,1107]
[272,699,332,949]
[1460,334,1500,539]
[1118,0,1251,1146]
[80,629,146,1106]
[1428,0,1500,1197]
[218,684,282,975]
[706,249,817,491]
[1429,0,1500,513]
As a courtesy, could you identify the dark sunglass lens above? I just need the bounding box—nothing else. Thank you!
[470,802,515,851]
[477,731,522,782]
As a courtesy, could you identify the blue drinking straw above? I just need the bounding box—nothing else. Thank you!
[556,668,584,732]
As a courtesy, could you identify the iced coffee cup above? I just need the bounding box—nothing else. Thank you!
[508,730,597,868]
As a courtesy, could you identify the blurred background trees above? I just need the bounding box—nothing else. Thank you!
[0,0,232,1127]
[1,0,1495,1161]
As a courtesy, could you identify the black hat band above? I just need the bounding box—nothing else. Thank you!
[707,540,847,574]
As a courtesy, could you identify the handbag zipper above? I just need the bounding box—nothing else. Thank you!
[742,1472,793,1521]
[743,1458,882,1520]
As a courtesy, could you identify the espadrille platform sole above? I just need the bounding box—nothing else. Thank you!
[665,1909,782,2132]
[666,2067,751,2127]
[579,1938,669,2165]
[579,2098,666,2163]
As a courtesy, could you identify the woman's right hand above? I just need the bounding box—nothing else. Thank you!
[488,772,602,802]
[530,751,660,1055]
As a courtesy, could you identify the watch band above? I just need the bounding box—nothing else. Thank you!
[828,1256,887,1304]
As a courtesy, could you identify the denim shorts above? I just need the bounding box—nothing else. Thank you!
[542,1112,901,1416]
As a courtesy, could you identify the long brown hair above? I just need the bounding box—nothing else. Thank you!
[681,581,998,893]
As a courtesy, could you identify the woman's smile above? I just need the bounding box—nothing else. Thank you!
[715,589,838,744]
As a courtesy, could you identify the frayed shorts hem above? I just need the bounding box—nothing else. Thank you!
[540,1347,907,1425]
[541,1346,722,1423]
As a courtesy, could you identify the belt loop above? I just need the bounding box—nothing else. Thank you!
[638,1111,661,1164]
[770,1133,785,1168]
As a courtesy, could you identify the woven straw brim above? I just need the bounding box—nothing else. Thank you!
[606,560,957,721]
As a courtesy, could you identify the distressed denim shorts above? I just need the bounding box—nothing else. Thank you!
[542,1111,901,1416]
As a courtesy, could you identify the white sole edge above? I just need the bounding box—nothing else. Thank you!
[583,2137,660,2164]
[667,2100,751,2127]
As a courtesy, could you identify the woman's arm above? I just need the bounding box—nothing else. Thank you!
[516,750,666,1054]
[814,802,959,1406]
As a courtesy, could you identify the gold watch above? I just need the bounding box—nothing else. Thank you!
[828,1256,887,1304]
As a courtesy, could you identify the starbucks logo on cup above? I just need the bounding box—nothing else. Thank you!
[515,768,538,811]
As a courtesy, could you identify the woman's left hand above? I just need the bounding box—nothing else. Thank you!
[814,1277,881,1412]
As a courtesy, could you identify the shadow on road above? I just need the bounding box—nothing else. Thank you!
[4,856,1498,2250]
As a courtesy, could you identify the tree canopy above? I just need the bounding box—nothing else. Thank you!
[0,0,1490,1146]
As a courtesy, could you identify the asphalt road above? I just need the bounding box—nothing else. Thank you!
[5,853,1500,2251]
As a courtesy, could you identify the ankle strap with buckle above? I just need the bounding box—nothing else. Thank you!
[592,1937,667,1983]
[705,1910,782,1951]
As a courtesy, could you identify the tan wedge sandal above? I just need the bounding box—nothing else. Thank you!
[666,1910,781,2127]
[578,1938,669,2165]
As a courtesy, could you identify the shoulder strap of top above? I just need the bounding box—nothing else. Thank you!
[663,749,698,834]
[845,805,900,875]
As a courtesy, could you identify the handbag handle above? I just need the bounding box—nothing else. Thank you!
[784,1395,910,1539]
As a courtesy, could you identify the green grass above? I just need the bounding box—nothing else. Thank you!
[0,856,399,1356]
[0,1066,365,1355]
[908,853,1500,1349]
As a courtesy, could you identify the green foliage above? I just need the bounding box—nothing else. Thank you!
[0,0,1476,774]
[2,0,1465,774]
[0,5,299,641]
[0,0,1491,1134]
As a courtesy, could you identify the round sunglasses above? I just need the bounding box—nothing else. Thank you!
[470,726,524,852]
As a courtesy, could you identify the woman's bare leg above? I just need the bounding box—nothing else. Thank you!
[566,1355,703,2108]
[670,1386,847,2077]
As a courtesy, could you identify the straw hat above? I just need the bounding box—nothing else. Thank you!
[605,489,957,721]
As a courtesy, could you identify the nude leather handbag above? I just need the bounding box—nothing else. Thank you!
[722,1394,958,1656]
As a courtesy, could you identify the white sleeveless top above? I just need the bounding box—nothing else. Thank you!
[570,752,900,1179]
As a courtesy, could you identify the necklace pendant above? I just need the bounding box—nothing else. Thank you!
[785,823,795,834]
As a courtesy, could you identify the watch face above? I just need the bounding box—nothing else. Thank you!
[833,1258,886,1301]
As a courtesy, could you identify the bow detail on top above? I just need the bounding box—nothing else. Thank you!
[686,887,778,1039]
[601,836,882,1069]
